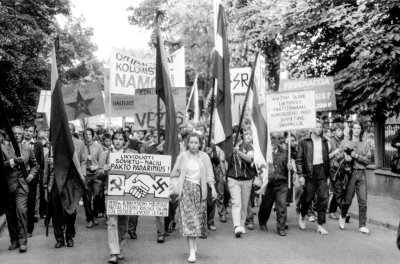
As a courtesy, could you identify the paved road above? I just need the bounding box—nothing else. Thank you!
[1,204,399,264]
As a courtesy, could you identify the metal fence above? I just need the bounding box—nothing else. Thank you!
[383,124,400,168]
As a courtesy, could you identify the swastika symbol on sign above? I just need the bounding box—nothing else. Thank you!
[152,178,168,194]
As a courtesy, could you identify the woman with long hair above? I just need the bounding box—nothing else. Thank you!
[338,121,372,234]
[170,133,217,263]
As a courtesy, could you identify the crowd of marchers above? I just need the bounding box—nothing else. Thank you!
[1,117,385,263]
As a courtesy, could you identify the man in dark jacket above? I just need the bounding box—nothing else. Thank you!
[296,120,330,235]
[2,126,38,252]
[23,124,44,237]
[258,133,289,236]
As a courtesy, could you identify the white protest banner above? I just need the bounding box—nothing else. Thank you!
[106,48,186,128]
[266,90,316,132]
[37,90,51,114]
[279,76,336,111]
[106,153,171,216]
[230,67,251,95]
[109,47,185,96]
[230,67,251,124]
[109,48,155,95]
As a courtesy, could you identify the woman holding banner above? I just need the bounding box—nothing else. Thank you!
[170,133,217,263]
[98,130,137,264]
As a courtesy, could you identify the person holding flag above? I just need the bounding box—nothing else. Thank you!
[1,126,38,252]
[45,43,87,248]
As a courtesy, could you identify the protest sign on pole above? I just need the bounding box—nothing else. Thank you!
[279,77,336,111]
[106,153,171,216]
[265,90,316,132]
[37,90,51,114]
[230,67,251,124]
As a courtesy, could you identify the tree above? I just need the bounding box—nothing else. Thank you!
[127,0,215,104]
[56,16,103,84]
[0,0,70,123]
[227,0,400,118]
[0,1,103,123]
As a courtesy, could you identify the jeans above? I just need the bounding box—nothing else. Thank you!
[300,165,328,225]
[341,170,367,227]
[258,179,288,231]
[227,178,252,228]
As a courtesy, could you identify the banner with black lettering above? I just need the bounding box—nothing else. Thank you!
[106,153,171,216]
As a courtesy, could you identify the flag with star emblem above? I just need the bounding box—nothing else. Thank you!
[63,81,105,121]
[50,43,85,213]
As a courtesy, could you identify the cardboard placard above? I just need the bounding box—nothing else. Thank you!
[106,153,171,216]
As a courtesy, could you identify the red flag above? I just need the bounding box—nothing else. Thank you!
[156,14,180,165]
[50,44,85,213]
[212,5,233,157]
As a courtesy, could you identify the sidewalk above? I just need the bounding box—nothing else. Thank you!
[348,193,400,230]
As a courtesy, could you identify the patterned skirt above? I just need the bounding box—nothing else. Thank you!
[177,180,206,237]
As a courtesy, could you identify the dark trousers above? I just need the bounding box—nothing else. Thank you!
[165,201,178,231]
[215,168,228,216]
[50,184,76,242]
[207,185,216,226]
[39,179,47,217]
[128,215,165,236]
[27,177,39,233]
[300,165,328,225]
[341,170,367,227]
[6,185,28,245]
[328,194,339,213]
[258,179,288,231]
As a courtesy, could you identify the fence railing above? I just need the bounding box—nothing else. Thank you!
[383,124,400,168]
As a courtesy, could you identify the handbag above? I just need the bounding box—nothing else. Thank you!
[390,152,400,174]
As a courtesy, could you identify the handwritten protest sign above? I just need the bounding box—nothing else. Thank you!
[279,77,336,111]
[109,47,185,95]
[265,90,316,132]
[106,153,171,216]
[104,69,186,129]
[105,48,186,128]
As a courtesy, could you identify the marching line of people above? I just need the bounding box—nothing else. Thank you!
[1,117,374,263]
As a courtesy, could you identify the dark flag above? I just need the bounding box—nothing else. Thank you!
[50,44,85,214]
[155,13,180,166]
[0,107,9,215]
[212,4,233,158]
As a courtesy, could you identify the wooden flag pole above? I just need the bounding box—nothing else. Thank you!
[234,52,259,146]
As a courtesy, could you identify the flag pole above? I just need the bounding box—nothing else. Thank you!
[186,82,195,113]
[234,52,259,146]
[208,78,216,148]
[157,86,161,144]
[287,130,292,190]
